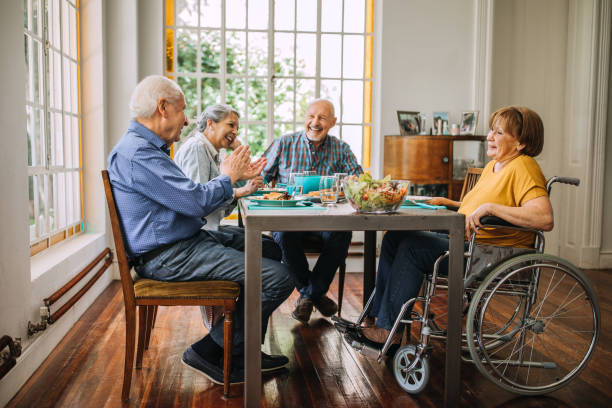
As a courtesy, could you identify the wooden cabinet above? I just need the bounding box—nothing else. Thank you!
[383,135,486,200]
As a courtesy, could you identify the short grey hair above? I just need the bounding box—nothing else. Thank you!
[197,104,240,132]
[129,75,184,119]
[308,98,335,117]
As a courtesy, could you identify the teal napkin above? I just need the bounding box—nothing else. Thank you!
[400,203,446,210]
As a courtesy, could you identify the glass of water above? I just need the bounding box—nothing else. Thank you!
[319,175,338,206]
[287,172,304,198]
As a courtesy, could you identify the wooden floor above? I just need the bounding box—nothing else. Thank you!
[8,269,612,408]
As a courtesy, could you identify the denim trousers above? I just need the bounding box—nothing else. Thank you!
[134,229,294,351]
[370,230,453,330]
[272,231,352,299]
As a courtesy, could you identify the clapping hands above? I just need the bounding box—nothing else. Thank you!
[220,145,267,184]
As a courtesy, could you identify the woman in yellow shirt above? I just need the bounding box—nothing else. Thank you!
[362,106,554,343]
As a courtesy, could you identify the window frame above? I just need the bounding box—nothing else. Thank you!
[25,0,83,257]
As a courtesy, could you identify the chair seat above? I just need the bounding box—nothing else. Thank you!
[134,278,240,300]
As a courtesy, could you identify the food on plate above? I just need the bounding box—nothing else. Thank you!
[343,173,409,213]
[306,190,320,197]
[262,191,291,200]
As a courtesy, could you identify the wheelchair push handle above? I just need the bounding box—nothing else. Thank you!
[546,176,580,195]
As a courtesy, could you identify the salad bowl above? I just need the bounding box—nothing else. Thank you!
[343,174,409,213]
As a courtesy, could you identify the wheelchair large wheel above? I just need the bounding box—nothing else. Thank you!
[466,253,600,395]
[393,345,430,394]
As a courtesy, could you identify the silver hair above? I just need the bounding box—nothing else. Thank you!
[129,75,184,119]
[308,98,336,117]
[197,104,240,132]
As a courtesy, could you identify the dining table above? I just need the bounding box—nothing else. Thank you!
[240,200,465,407]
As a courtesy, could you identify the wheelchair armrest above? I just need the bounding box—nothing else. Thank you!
[480,215,518,229]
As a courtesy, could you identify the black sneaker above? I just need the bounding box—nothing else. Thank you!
[233,351,289,372]
[181,346,244,385]
[261,352,289,372]
[313,294,338,317]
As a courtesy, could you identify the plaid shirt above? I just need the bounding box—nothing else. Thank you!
[261,130,363,184]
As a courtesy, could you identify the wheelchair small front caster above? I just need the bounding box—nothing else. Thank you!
[393,345,430,394]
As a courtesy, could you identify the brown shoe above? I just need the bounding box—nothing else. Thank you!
[361,326,401,344]
[363,316,376,327]
[312,295,338,317]
[292,296,313,324]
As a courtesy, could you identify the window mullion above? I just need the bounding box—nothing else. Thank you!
[266,0,274,145]
[196,0,202,119]
[339,0,345,140]
[292,0,296,132]
[315,0,321,99]
[42,0,51,236]
[221,0,227,102]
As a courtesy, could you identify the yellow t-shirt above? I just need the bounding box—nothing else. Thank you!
[458,155,547,248]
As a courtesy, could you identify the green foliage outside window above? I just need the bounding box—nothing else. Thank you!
[174,30,312,156]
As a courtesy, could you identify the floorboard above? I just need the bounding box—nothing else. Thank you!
[7,269,611,407]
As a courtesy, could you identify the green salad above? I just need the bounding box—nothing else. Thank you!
[344,173,409,213]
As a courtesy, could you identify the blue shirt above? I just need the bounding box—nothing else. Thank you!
[261,130,363,184]
[107,120,233,257]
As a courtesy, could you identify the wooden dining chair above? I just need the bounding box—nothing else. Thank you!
[101,170,240,400]
[459,167,484,201]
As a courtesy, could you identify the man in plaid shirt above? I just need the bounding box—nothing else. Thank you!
[261,99,363,324]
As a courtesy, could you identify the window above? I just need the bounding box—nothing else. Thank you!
[25,0,83,256]
[165,0,374,168]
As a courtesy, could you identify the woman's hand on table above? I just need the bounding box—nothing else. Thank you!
[427,197,461,207]
[234,176,264,198]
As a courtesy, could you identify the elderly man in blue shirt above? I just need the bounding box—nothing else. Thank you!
[261,99,363,324]
[107,75,293,385]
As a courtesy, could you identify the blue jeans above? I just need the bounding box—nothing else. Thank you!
[272,231,352,299]
[370,231,452,330]
[134,230,294,350]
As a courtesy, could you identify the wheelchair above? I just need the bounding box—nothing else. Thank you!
[332,176,600,396]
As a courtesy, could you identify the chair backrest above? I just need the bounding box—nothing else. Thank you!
[460,167,483,201]
[101,170,137,309]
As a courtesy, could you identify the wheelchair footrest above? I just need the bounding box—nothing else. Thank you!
[331,315,360,332]
[343,328,400,358]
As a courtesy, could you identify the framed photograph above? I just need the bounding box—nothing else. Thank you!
[397,111,420,135]
[433,111,449,135]
[460,111,479,135]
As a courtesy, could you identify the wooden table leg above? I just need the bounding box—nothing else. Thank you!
[363,231,377,306]
[244,226,262,407]
[445,217,465,407]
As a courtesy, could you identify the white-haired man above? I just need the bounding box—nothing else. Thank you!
[261,99,363,324]
[107,75,293,385]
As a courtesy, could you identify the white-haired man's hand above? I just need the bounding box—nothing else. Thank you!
[220,144,251,184]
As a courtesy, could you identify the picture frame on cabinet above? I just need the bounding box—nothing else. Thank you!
[433,112,449,135]
[460,111,479,135]
[397,111,420,135]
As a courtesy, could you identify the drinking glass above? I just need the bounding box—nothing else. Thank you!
[319,176,338,206]
[287,172,304,198]
[333,173,348,200]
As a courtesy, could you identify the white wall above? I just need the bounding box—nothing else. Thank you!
[489,0,569,255]
[374,0,477,176]
[602,13,612,256]
[0,1,111,406]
